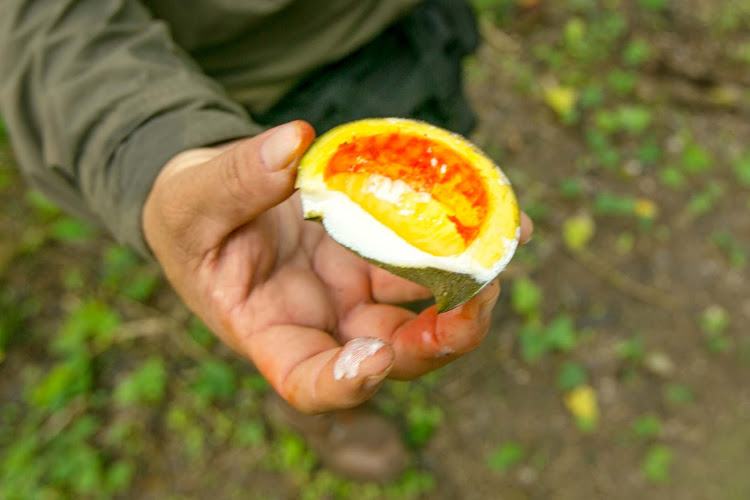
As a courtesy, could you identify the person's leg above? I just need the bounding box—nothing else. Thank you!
[253,0,480,481]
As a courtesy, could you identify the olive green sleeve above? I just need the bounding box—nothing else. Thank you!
[0,0,262,256]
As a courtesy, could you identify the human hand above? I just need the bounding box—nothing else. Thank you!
[143,121,533,413]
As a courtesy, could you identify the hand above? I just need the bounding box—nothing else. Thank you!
[143,121,533,413]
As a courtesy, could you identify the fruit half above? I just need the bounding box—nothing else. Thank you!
[296,118,520,312]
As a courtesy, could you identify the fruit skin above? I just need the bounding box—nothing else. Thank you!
[297,118,520,312]
[375,262,486,313]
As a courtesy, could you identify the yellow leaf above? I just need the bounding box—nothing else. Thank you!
[543,84,578,118]
[634,198,658,219]
[564,385,599,429]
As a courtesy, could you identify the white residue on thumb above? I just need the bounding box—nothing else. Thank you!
[333,337,386,381]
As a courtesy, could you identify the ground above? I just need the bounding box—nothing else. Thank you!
[1,1,750,499]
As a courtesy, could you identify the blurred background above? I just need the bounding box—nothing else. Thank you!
[1,0,749,498]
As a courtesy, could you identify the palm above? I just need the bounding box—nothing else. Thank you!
[144,122,519,413]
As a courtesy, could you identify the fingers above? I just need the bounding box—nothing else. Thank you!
[520,211,533,244]
[245,325,395,413]
[145,121,316,254]
[336,280,501,380]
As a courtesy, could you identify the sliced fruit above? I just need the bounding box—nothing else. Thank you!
[296,118,520,311]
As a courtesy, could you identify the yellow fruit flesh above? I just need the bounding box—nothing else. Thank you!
[323,132,490,258]
[325,172,466,257]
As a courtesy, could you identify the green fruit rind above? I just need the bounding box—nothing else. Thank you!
[369,261,486,313]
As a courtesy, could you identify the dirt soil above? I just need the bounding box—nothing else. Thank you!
[2,1,750,500]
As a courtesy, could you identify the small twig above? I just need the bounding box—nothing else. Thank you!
[95,298,215,361]
[40,396,87,442]
[567,247,684,311]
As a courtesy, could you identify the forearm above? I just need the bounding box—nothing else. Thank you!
[0,0,261,255]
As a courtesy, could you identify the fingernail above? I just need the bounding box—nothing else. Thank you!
[261,123,301,172]
[362,371,389,392]
[333,337,386,381]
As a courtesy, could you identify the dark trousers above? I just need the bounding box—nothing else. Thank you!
[253,0,479,136]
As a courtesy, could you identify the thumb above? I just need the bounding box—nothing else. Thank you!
[198,120,316,234]
[152,120,316,248]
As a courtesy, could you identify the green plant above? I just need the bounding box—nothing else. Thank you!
[631,414,662,440]
[191,360,237,404]
[487,441,525,472]
[732,154,750,186]
[519,315,579,364]
[681,142,713,174]
[405,405,444,448]
[615,335,645,363]
[711,230,747,269]
[101,245,159,301]
[50,216,98,243]
[641,445,674,483]
[556,361,588,391]
[658,166,686,190]
[663,383,695,406]
[623,37,652,66]
[637,0,668,13]
[562,212,595,251]
[687,181,723,216]
[114,357,167,407]
[607,69,637,95]
[511,277,543,320]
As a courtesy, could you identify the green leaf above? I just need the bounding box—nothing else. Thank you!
[607,70,637,95]
[233,419,266,446]
[659,166,686,190]
[557,361,587,391]
[616,105,653,134]
[405,405,444,448]
[519,324,548,364]
[105,460,135,494]
[641,445,674,483]
[681,143,712,173]
[700,305,730,335]
[48,443,103,494]
[578,85,604,108]
[623,38,652,66]
[615,335,645,363]
[49,217,97,243]
[188,317,217,349]
[664,383,695,406]
[24,190,62,221]
[637,0,668,12]
[711,231,747,269]
[545,315,577,351]
[191,360,237,403]
[122,271,159,302]
[114,357,167,407]
[559,177,584,199]
[687,182,723,216]
[636,137,662,165]
[511,278,542,319]
[594,192,636,216]
[564,17,587,55]
[30,355,92,410]
[100,245,160,301]
[54,300,121,356]
[631,414,662,440]
[487,442,525,472]
[733,155,750,186]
